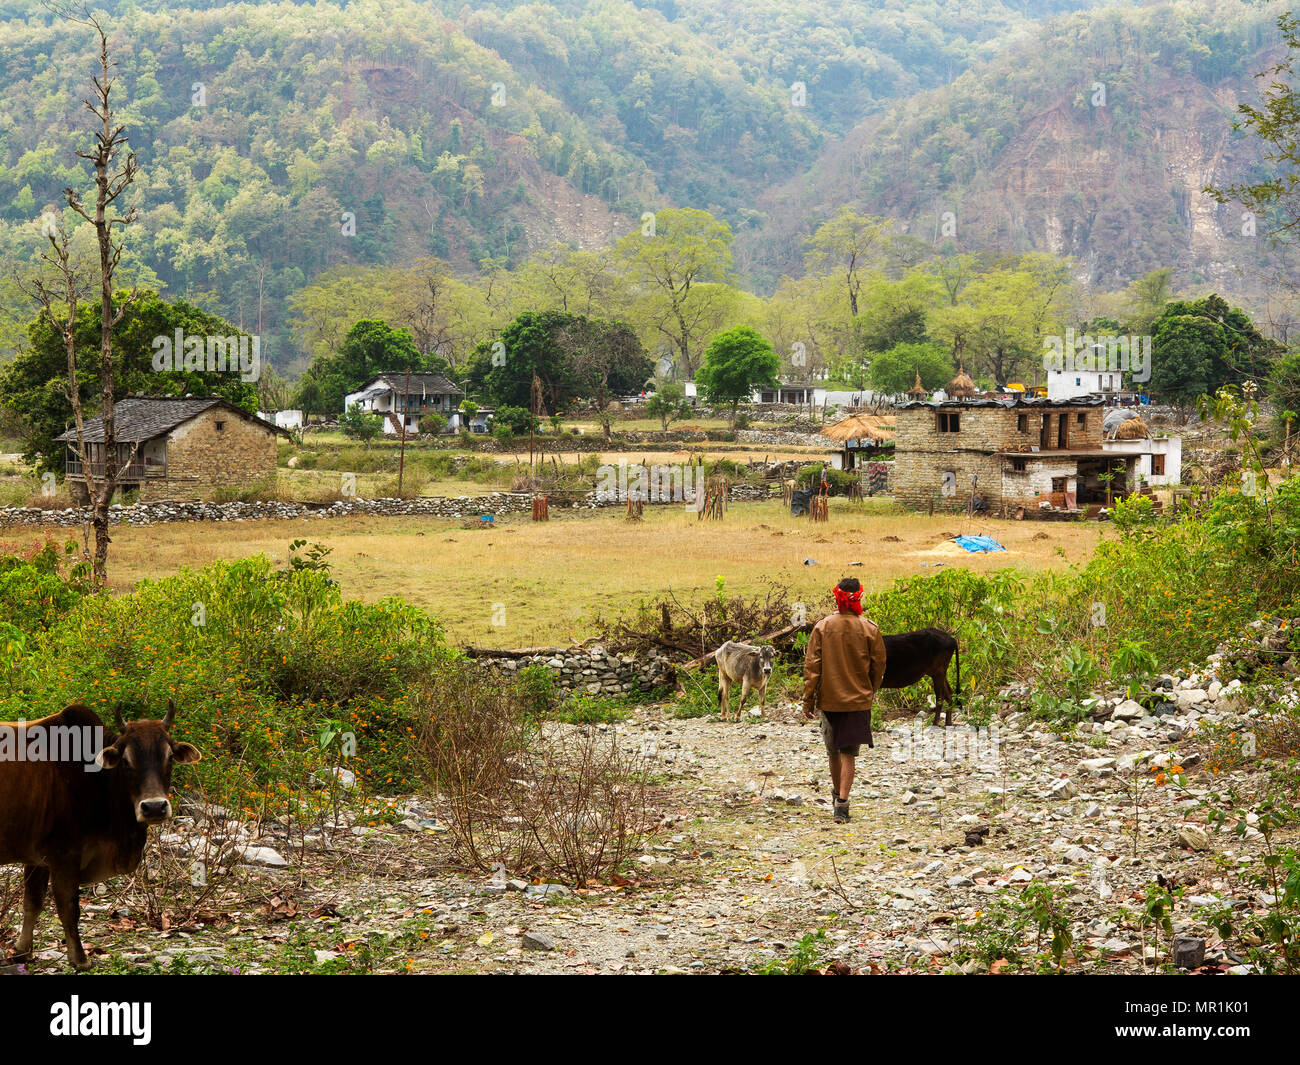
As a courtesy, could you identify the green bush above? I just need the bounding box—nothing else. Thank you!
[795,465,858,493]
[0,549,455,815]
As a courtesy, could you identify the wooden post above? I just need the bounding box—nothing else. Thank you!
[397,366,411,496]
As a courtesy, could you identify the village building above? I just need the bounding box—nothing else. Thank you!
[750,380,827,406]
[56,396,287,504]
[891,394,1150,513]
[822,412,895,471]
[1046,366,1125,401]
[344,373,465,435]
[1101,414,1183,486]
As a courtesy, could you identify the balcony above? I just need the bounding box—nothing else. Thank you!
[66,458,166,483]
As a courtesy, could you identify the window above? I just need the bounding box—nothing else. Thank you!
[1011,458,1027,472]
[1077,412,1086,425]
[215,420,225,431]
[1074,377,1081,386]
[1017,414,1027,432]
[1151,454,1166,476]
[937,412,960,433]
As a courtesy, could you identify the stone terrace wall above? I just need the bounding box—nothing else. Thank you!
[0,479,783,528]
[480,646,676,696]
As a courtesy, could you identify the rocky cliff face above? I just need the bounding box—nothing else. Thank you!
[744,6,1283,299]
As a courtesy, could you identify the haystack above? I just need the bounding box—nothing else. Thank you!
[1115,416,1149,440]
[822,413,896,443]
[948,364,977,398]
[906,371,928,399]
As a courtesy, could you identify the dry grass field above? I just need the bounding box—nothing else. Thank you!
[30,500,1107,648]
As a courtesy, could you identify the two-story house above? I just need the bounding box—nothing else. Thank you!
[892,396,1143,513]
[344,373,465,435]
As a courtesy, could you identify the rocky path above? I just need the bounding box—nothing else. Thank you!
[16,665,1279,975]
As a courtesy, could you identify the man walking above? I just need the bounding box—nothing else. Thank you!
[802,578,888,824]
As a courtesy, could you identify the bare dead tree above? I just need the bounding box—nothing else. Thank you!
[37,4,141,585]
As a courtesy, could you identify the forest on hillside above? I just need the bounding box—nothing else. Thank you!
[0,0,1292,380]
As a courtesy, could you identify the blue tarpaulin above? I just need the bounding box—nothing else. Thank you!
[953,535,1006,553]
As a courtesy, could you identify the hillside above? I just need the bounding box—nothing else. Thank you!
[0,0,1288,370]
[746,0,1284,291]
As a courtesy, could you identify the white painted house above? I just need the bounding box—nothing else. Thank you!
[1101,435,1182,486]
[256,409,304,431]
[1046,367,1125,402]
[344,373,464,435]
[751,381,827,405]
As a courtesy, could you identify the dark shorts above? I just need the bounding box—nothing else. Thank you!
[820,710,873,757]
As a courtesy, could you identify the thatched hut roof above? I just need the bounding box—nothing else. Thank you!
[822,413,897,443]
[948,364,977,397]
[1115,416,1149,440]
[906,371,928,398]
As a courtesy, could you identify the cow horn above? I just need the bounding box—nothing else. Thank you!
[113,701,125,732]
[162,699,176,730]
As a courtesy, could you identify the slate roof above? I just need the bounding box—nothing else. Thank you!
[56,396,285,444]
[363,373,464,397]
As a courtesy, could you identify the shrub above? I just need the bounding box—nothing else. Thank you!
[414,663,649,883]
[0,549,452,815]
[419,413,447,435]
[795,465,858,494]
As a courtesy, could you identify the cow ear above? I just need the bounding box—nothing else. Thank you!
[171,742,201,765]
[96,744,123,770]
[162,699,176,730]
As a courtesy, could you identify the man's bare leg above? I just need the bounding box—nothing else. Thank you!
[838,754,856,801]
[828,754,841,798]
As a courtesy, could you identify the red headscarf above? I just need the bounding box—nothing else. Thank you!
[833,584,863,616]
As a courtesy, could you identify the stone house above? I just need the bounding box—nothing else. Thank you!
[344,372,464,435]
[57,396,287,503]
[892,396,1144,512]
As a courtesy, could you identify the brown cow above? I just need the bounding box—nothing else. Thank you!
[880,628,962,725]
[0,701,200,968]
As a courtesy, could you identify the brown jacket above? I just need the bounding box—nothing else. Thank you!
[802,611,888,714]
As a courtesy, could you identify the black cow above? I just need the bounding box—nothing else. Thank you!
[880,628,961,725]
[0,701,201,968]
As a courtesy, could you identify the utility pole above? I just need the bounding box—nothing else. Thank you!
[398,367,412,496]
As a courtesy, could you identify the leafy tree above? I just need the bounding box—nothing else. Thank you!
[695,326,779,426]
[804,208,894,316]
[616,208,734,378]
[867,342,955,394]
[338,405,384,447]
[492,405,537,434]
[466,310,647,414]
[1149,316,1222,405]
[646,381,692,430]
[1208,12,1300,252]
[0,292,258,473]
[1269,349,1300,418]
[295,319,428,415]
[1150,295,1279,402]
[420,413,447,434]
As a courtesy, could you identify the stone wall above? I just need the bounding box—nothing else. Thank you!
[0,480,780,528]
[141,409,278,502]
[480,646,676,696]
